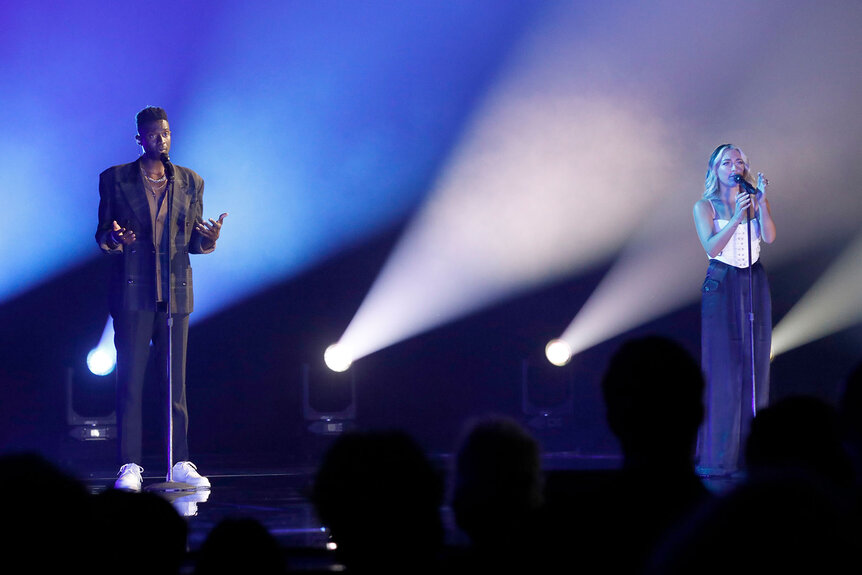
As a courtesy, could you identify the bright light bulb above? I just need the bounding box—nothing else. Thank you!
[545,339,572,367]
[324,343,353,373]
[87,347,116,376]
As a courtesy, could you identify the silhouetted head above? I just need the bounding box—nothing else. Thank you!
[646,473,860,574]
[601,336,704,467]
[194,517,285,575]
[311,430,444,572]
[451,415,543,546]
[0,452,95,570]
[746,394,854,488]
[92,489,188,575]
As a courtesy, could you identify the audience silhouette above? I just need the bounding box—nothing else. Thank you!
[448,415,544,572]
[746,394,854,489]
[91,488,188,575]
[544,335,712,573]
[839,359,862,504]
[310,429,445,574]
[6,339,862,574]
[0,453,97,572]
[647,394,861,573]
[646,472,860,574]
[193,517,287,575]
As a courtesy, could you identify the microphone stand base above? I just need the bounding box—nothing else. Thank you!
[144,481,197,494]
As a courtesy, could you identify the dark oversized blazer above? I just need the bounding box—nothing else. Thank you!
[96,157,213,316]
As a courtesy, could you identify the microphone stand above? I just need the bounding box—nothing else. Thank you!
[147,154,194,494]
[744,185,757,417]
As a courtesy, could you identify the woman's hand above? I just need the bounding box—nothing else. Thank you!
[756,172,769,205]
[733,190,753,223]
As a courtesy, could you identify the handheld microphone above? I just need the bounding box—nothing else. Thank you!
[160,152,175,182]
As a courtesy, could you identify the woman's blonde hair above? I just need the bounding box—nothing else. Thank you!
[703,144,756,200]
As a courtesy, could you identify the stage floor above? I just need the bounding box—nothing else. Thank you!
[73,451,740,573]
[82,462,338,571]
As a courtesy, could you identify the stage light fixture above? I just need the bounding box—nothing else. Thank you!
[302,363,357,436]
[66,367,116,441]
[545,339,573,367]
[324,343,353,373]
[522,357,575,432]
[87,317,116,376]
[86,348,115,377]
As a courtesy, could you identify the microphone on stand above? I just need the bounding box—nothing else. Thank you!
[732,174,756,193]
[160,152,175,182]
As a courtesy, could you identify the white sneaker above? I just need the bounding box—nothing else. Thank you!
[114,463,144,491]
[171,461,211,489]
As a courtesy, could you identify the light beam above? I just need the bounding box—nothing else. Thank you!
[772,232,862,357]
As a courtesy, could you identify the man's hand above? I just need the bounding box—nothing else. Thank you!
[111,220,136,245]
[196,213,228,245]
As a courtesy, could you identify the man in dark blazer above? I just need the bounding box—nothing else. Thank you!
[96,106,227,491]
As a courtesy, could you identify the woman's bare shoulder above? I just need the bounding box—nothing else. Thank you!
[693,198,714,217]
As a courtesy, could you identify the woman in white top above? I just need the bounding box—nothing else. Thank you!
[693,144,776,477]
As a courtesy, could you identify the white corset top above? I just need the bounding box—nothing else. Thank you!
[712,218,760,268]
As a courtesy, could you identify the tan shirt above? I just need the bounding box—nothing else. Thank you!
[141,168,169,302]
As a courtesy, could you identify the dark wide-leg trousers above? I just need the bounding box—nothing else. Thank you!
[697,260,771,475]
[113,308,190,466]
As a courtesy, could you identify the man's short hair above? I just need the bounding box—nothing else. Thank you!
[135,106,168,133]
